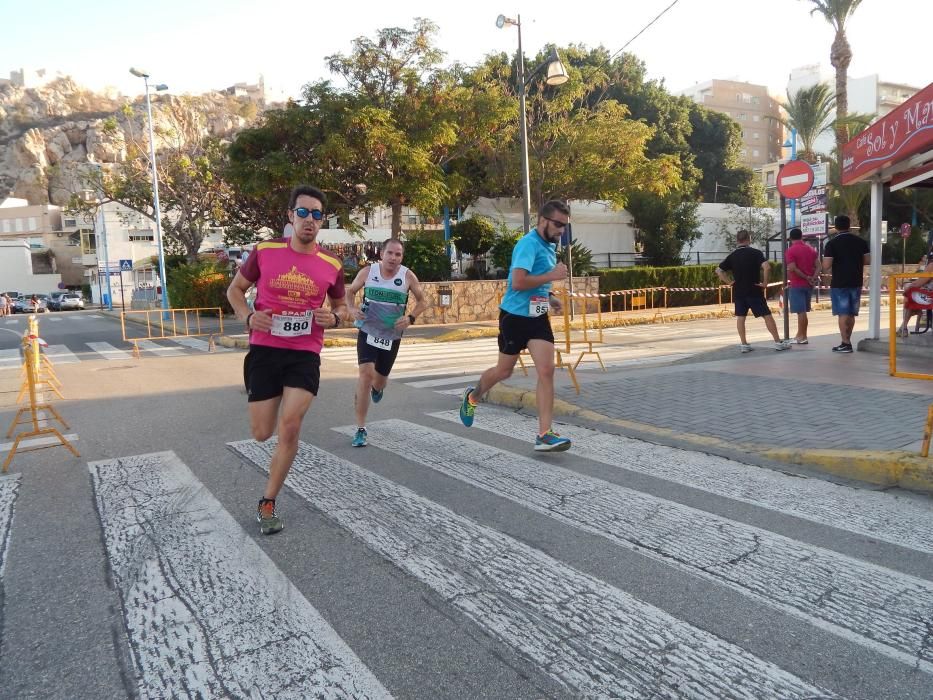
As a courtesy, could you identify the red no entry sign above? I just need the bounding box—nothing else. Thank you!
[777,160,815,199]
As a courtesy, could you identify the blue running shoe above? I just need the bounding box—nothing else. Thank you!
[352,427,368,447]
[459,386,476,427]
[535,430,571,452]
[371,386,384,403]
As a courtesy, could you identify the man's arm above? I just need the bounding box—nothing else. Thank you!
[345,266,370,322]
[714,267,732,285]
[395,271,429,329]
[821,256,833,273]
[227,271,271,333]
[759,261,770,287]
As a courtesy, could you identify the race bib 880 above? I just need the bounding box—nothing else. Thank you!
[271,310,314,337]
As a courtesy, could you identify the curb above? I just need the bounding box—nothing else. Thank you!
[485,384,933,494]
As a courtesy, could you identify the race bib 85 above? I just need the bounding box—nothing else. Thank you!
[529,295,549,317]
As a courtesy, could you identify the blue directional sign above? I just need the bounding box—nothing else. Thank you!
[119,259,133,271]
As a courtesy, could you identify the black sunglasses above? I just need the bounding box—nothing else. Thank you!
[292,207,324,220]
[542,216,568,229]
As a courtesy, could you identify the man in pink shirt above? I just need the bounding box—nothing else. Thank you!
[784,227,819,344]
[227,185,348,535]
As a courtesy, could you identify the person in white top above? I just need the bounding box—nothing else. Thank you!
[345,239,428,447]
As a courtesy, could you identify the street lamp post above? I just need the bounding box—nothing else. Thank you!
[782,128,798,227]
[496,14,568,233]
[130,67,170,316]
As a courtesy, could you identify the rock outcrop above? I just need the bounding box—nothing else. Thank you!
[0,76,263,206]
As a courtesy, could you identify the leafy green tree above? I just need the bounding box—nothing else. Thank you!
[627,191,701,265]
[450,216,496,257]
[688,106,763,205]
[489,223,523,271]
[400,231,451,281]
[715,204,778,249]
[561,241,596,276]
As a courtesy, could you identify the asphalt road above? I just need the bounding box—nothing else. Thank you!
[0,309,928,698]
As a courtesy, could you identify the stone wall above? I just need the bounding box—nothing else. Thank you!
[411,277,599,324]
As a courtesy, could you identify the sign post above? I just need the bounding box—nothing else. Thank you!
[900,223,912,273]
[776,161,814,342]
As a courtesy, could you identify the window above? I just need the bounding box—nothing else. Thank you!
[738,112,747,121]
[741,130,746,138]
[14,218,23,232]
[753,115,760,122]
[129,234,154,242]
[81,230,97,255]
[0,219,10,233]
[64,218,77,227]
[753,132,760,139]
[766,172,775,186]
[27,217,38,231]
[753,149,760,157]
[741,148,748,157]
[752,96,760,105]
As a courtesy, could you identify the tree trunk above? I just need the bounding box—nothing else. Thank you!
[390,197,402,239]
[830,30,852,151]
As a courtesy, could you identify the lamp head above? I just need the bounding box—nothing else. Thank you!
[544,49,569,86]
[496,14,517,28]
[154,84,168,92]
[129,67,149,78]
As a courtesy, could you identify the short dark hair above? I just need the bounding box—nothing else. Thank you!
[834,215,850,232]
[539,199,570,219]
[380,238,404,254]
[288,185,326,211]
[736,229,751,243]
[789,227,803,240]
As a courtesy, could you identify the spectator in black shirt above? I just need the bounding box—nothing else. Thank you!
[716,230,790,353]
[821,215,870,353]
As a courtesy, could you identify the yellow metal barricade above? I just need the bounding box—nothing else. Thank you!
[121,307,225,357]
[888,272,933,382]
[4,331,79,472]
[17,315,62,403]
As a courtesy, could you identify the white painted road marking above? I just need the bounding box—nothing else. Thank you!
[85,342,132,360]
[0,433,78,453]
[89,451,390,699]
[404,374,482,389]
[43,344,80,364]
[430,408,933,555]
[230,438,835,698]
[171,336,231,352]
[134,339,185,356]
[0,475,20,582]
[344,419,933,672]
[0,348,21,368]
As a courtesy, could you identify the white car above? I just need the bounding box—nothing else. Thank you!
[58,294,85,311]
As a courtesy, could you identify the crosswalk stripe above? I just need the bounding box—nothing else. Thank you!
[85,341,132,360]
[339,419,933,672]
[0,348,21,368]
[134,339,186,356]
[324,340,501,363]
[404,374,482,389]
[43,345,80,364]
[170,337,231,352]
[0,476,20,580]
[89,451,390,699]
[230,437,833,698]
[430,408,933,555]
[0,433,78,452]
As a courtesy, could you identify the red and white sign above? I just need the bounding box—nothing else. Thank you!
[800,212,827,236]
[841,81,933,186]
[777,160,814,199]
[900,223,912,239]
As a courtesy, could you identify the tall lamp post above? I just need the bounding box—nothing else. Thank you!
[129,67,170,315]
[782,127,798,227]
[496,14,568,233]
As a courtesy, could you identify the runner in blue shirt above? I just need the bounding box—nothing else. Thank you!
[459,200,572,451]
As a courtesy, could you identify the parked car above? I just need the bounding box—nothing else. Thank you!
[13,295,49,314]
[58,294,85,311]
[47,291,67,310]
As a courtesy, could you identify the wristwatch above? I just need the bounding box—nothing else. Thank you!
[408,314,416,324]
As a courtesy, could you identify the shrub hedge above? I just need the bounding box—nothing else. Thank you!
[598,262,784,308]
[167,261,234,315]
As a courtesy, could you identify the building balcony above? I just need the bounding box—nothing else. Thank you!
[72,254,98,266]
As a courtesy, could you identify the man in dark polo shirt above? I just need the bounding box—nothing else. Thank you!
[821,215,870,353]
[716,229,790,353]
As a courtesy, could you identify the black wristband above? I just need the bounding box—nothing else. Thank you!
[408,314,416,325]
[245,311,254,329]
[332,312,340,328]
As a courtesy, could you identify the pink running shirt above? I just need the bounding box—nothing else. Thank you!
[240,239,345,353]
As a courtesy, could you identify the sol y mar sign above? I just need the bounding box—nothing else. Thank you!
[841,81,933,185]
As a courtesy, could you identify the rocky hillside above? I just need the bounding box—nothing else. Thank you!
[0,77,262,206]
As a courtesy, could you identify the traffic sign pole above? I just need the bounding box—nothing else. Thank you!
[779,182,789,342]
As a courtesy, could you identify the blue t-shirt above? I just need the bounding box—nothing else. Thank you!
[500,229,557,317]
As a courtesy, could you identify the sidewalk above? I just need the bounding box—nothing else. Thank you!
[485,332,933,493]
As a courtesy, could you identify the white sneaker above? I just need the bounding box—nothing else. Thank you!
[773,342,790,351]
[740,344,753,353]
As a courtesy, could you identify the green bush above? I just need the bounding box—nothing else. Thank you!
[167,261,233,315]
[451,216,496,257]
[401,231,451,282]
[598,262,784,308]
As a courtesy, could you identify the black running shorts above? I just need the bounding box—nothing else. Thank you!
[497,309,554,355]
[356,331,402,377]
[243,344,320,402]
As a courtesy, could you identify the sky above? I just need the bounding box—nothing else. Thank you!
[2,0,930,102]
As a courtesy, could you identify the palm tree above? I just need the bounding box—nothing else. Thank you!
[776,83,836,161]
[804,0,864,150]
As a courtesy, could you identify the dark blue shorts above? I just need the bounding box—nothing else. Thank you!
[734,295,771,318]
[830,287,861,316]
[787,287,812,313]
